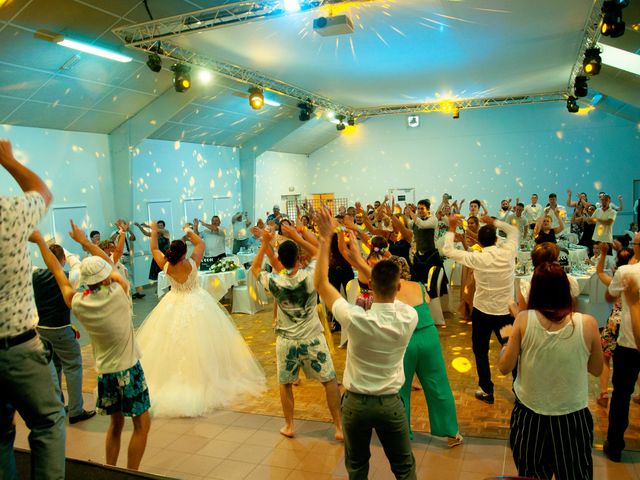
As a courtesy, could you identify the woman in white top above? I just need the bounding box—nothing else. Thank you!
[499,262,603,480]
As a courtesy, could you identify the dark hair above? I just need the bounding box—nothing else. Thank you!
[90,230,100,238]
[616,248,633,269]
[417,199,431,209]
[99,240,115,252]
[278,218,292,233]
[477,224,497,247]
[528,262,572,322]
[368,235,389,262]
[157,220,166,228]
[531,193,538,197]
[470,199,481,208]
[531,242,560,267]
[278,240,299,269]
[467,215,479,227]
[549,193,557,199]
[371,260,400,298]
[517,202,525,208]
[49,244,65,263]
[164,240,187,265]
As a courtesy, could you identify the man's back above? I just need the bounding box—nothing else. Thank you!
[0,191,46,337]
[260,262,323,340]
[32,269,70,327]
[332,299,417,395]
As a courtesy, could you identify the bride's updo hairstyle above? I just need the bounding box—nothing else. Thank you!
[165,240,187,265]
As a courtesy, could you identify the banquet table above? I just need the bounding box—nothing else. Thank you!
[516,244,589,266]
[157,270,238,300]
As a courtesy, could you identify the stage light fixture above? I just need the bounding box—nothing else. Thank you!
[583,47,602,75]
[574,76,588,97]
[566,96,580,113]
[146,52,162,72]
[171,64,191,92]
[283,0,301,12]
[452,107,460,119]
[336,114,346,131]
[297,101,314,121]
[601,0,626,38]
[248,87,264,110]
[347,117,355,126]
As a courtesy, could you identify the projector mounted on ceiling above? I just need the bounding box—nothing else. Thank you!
[313,14,354,36]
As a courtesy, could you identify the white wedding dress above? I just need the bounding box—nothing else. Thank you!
[136,258,266,417]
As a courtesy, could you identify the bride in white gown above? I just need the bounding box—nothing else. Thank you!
[136,222,266,417]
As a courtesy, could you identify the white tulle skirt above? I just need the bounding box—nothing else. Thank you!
[136,287,266,417]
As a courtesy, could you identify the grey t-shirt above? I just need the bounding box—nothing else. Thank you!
[259,261,323,340]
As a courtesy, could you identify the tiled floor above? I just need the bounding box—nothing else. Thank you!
[13,397,640,479]
[15,284,640,479]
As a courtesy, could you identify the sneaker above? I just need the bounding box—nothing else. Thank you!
[69,410,96,424]
[603,441,621,462]
[447,433,464,448]
[474,389,495,405]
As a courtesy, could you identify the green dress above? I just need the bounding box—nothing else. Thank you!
[400,282,459,438]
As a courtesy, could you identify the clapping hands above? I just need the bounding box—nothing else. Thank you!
[315,205,336,240]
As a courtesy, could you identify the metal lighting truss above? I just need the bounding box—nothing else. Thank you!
[567,0,605,95]
[113,0,596,120]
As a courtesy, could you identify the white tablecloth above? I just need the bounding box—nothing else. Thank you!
[157,270,238,300]
[236,252,257,265]
[517,245,589,265]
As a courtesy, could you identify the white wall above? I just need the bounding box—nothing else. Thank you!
[255,150,309,221]
[0,124,115,265]
[306,102,640,231]
[130,139,242,285]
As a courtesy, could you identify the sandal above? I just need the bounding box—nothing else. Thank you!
[447,433,463,448]
[597,392,609,408]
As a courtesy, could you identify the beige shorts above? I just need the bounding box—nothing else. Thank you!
[276,333,336,384]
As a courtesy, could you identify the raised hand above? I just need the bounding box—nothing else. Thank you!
[28,230,44,243]
[316,206,336,239]
[149,221,158,232]
[480,215,494,226]
[250,226,263,239]
[280,223,298,239]
[0,139,16,167]
[69,220,88,244]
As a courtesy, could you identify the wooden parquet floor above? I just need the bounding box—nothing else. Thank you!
[75,286,640,450]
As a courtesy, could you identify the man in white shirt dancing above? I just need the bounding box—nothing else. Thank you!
[314,206,418,480]
[442,214,519,404]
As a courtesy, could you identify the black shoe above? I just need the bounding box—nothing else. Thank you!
[603,441,622,462]
[474,389,495,405]
[132,292,146,299]
[69,410,96,424]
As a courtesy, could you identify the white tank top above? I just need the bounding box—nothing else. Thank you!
[514,310,590,415]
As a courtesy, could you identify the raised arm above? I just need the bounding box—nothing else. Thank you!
[186,228,205,266]
[134,222,151,237]
[534,215,544,236]
[390,212,413,242]
[566,189,578,208]
[314,207,344,312]
[69,221,129,294]
[617,195,624,212]
[0,140,52,207]
[149,221,168,271]
[281,223,318,257]
[553,210,565,234]
[596,242,612,286]
[623,275,640,350]
[30,231,75,307]
[112,226,126,264]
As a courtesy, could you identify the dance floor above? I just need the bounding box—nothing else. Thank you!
[77,285,640,451]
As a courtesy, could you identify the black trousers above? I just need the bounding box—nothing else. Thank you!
[510,400,594,480]
[607,345,640,454]
[471,308,513,395]
[328,265,354,296]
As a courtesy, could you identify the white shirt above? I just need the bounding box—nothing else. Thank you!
[232,218,249,241]
[591,207,617,243]
[515,311,590,415]
[547,206,567,229]
[505,213,528,239]
[203,229,225,256]
[442,220,518,315]
[332,298,417,395]
[608,263,640,349]
[0,191,47,338]
[523,204,543,224]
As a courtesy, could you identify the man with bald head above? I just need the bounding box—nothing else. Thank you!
[603,232,640,462]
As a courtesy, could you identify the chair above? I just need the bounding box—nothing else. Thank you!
[231,269,266,315]
[317,303,337,354]
[427,266,446,326]
[345,279,360,304]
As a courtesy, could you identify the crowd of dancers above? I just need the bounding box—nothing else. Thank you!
[2,136,640,480]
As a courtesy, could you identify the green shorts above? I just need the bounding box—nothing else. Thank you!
[96,361,150,417]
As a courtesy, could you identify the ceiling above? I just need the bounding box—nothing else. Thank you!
[0,0,638,155]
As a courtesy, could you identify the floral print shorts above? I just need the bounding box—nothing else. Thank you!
[96,361,151,417]
[276,334,336,384]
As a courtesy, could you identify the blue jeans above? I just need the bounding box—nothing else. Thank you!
[38,326,85,417]
[0,335,66,480]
